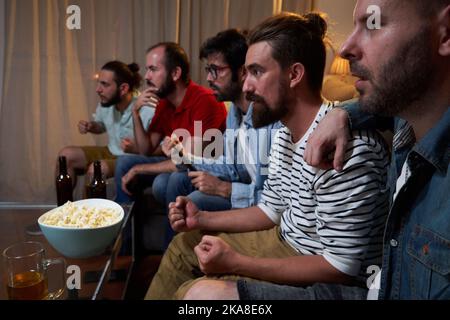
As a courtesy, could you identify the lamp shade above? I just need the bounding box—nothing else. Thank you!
[330,56,350,75]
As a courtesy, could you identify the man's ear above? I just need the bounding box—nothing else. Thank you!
[289,63,305,88]
[437,5,450,56]
[119,83,130,96]
[239,65,247,82]
[171,66,182,82]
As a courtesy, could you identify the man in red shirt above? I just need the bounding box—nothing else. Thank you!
[115,42,227,203]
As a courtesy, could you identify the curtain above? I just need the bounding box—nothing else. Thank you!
[0,0,4,116]
[0,0,310,204]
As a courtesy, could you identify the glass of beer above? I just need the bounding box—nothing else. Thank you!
[3,241,66,300]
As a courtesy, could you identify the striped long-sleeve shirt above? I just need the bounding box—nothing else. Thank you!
[259,101,390,279]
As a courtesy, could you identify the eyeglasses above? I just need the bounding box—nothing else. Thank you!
[204,64,230,80]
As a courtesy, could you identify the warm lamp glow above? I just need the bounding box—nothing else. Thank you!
[330,56,350,75]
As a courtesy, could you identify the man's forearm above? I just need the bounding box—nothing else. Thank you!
[342,101,394,131]
[214,181,232,198]
[197,206,275,233]
[132,112,152,155]
[134,159,175,175]
[151,145,165,157]
[234,254,353,286]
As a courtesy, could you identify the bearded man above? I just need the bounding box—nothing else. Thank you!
[57,60,154,191]
[114,43,227,204]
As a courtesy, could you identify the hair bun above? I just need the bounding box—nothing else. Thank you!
[128,63,140,73]
[304,13,327,39]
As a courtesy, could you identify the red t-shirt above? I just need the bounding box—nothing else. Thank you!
[148,81,227,139]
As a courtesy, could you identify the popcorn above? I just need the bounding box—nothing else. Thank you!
[40,201,121,228]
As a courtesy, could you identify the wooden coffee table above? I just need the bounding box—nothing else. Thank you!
[0,203,134,300]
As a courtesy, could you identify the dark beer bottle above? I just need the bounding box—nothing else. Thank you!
[56,156,73,206]
[86,161,107,199]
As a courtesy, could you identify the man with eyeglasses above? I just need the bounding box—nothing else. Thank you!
[204,64,231,80]
[153,29,282,246]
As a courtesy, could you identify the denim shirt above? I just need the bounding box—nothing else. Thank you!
[346,102,450,299]
[193,103,282,208]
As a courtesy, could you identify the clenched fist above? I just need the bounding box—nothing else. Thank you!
[78,120,94,134]
[168,196,201,232]
[194,236,239,275]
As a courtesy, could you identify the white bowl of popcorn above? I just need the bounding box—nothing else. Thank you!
[38,199,124,258]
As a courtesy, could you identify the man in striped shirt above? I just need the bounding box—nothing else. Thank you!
[146,12,390,300]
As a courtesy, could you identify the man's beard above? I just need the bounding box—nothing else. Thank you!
[209,81,241,102]
[100,88,121,107]
[148,73,176,99]
[247,81,289,129]
[354,27,434,117]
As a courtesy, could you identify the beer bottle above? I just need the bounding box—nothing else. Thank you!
[86,161,107,199]
[56,156,73,206]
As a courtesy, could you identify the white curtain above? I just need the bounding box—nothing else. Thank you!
[0,0,4,116]
[0,0,311,204]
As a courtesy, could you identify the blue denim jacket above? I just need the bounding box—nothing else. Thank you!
[346,102,450,299]
[192,103,282,208]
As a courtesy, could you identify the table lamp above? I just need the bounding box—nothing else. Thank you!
[329,55,351,79]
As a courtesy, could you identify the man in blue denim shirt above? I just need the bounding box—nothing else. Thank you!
[155,29,281,212]
[311,102,449,300]
[302,0,450,300]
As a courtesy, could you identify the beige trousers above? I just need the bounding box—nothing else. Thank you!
[145,226,299,300]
